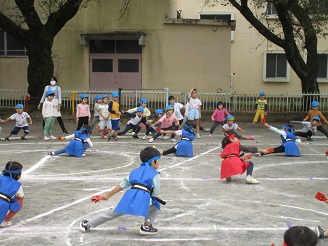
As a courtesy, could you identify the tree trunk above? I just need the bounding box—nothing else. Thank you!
[26,35,54,106]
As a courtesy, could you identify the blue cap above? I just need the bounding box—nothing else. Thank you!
[101,94,108,99]
[137,107,144,113]
[140,98,148,104]
[155,109,163,114]
[311,101,319,107]
[15,104,23,109]
[259,92,265,96]
[227,115,235,120]
[80,94,88,99]
[112,92,119,97]
[313,116,320,121]
[165,104,174,111]
[46,90,55,97]
[94,95,101,100]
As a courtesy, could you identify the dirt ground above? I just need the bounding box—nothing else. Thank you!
[0,115,328,246]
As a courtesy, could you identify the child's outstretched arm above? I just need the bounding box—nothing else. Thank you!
[160,129,176,135]
[102,185,123,200]
[237,126,246,133]
[28,116,33,125]
[0,117,11,124]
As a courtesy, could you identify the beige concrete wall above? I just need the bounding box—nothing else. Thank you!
[52,0,169,90]
[0,58,28,90]
[163,24,231,92]
[178,0,328,94]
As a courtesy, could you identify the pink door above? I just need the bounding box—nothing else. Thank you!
[90,53,141,90]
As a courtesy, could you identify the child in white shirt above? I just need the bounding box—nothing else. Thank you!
[1,104,32,141]
[42,91,56,141]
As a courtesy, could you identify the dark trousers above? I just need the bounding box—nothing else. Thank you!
[317,125,328,137]
[294,131,312,138]
[246,162,254,176]
[117,123,141,135]
[146,127,156,136]
[273,145,285,153]
[163,146,176,156]
[77,116,89,130]
[43,116,68,133]
[209,121,224,134]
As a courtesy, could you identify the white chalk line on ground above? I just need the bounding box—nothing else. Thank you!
[0,189,109,235]
[23,155,51,175]
[159,146,221,171]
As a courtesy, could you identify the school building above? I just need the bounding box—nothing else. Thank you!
[0,0,327,95]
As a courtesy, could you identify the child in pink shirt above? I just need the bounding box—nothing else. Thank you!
[208,101,230,138]
[149,105,179,143]
[76,94,91,130]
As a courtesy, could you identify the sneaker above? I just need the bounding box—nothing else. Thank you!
[20,137,27,141]
[63,131,69,136]
[162,135,168,140]
[139,224,158,235]
[207,134,212,138]
[226,177,232,182]
[103,128,108,136]
[247,136,255,140]
[49,136,56,140]
[254,152,262,157]
[79,220,90,233]
[82,153,86,157]
[48,151,54,156]
[107,134,112,141]
[142,135,147,140]
[148,138,154,143]
[204,128,210,132]
[171,139,176,143]
[197,134,201,139]
[132,134,139,139]
[0,221,13,228]
[113,135,118,141]
[43,136,49,141]
[315,225,325,238]
[5,137,10,141]
[99,135,104,139]
[246,177,260,184]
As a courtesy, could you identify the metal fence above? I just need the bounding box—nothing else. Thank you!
[1,88,327,114]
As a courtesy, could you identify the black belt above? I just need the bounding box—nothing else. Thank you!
[223,154,238,159]
[0,192,11,203]
[131,184,150,193]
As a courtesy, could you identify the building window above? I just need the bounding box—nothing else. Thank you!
[118,59,139,72]
[199,12,235,41]
[309,0,328,14]
[263,52,290,82]
[92,59,113,72]
[0,30,27,57]
[90,40,141,54]
[318,53,328,81]
[266,1,278,18]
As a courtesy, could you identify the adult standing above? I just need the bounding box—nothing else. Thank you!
[38,76,69,135]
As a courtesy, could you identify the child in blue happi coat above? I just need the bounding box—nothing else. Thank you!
[48,125,93,157]
[0,161,24,228]
[262,119,301,157]
[160,120,195,157]
[79,147,163,235]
